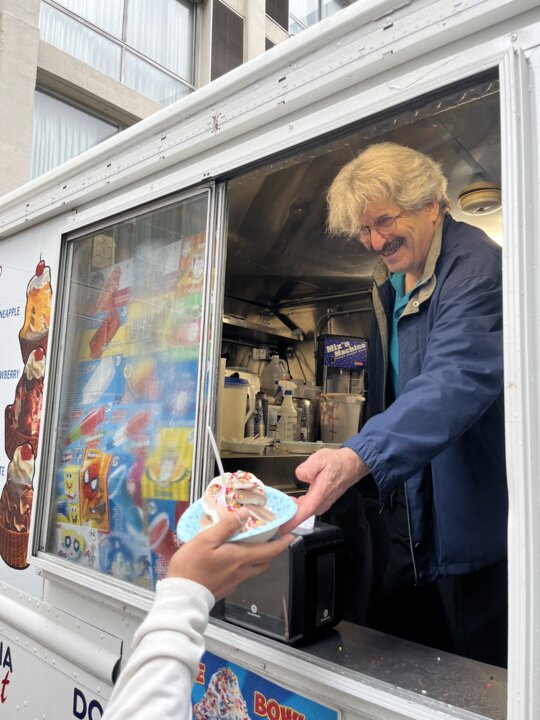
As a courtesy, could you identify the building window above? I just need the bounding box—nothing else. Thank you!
[39,0,195,106]
[31,90,120,179]
[211,1,244,81]
[266,0,289,31]
[289,0,352,34]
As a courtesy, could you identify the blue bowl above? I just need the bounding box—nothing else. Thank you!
[177,486,297,543]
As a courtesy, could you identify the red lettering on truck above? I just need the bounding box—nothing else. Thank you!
[253,691,305,720]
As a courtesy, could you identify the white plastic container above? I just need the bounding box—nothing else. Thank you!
[319,393,365,443]
[220,376,254,443]
[260,354,288,397]
[276,389,297,442]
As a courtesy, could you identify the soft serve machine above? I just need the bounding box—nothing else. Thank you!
[315,334,367,394]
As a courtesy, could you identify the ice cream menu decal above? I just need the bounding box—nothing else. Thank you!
[193,652,339,720]
[0,258,52,570]
[51,222,204,590]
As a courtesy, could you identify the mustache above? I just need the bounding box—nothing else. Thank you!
[378,236,405,256]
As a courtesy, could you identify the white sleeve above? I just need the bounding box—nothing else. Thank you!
[102,578,215,720]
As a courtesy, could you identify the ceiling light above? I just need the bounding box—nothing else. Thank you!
[457,181,502,216]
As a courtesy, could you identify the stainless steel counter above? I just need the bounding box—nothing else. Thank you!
[308,621,506,719]
[212,615,507,720]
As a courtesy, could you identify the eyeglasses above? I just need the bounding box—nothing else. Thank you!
[359,212,406,240]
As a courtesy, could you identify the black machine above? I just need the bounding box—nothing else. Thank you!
[213,522,345,645]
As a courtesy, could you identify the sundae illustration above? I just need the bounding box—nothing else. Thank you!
[19,258,53,362]
[193,667,251,720]
[5,346,45,459]
[0,443,35,569]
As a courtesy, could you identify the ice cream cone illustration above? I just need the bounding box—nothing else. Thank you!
[0,443,35,569]
[19,258,53,363]
[5,347,45,460]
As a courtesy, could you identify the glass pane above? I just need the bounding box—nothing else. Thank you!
[40,3,121,79]
[322,0,352,19]
[47,195,210,590]
[31,91,119,179]
[126,0,194,82]
[124,52,191,105]
[47,0,124,37]
[289,0,319,29]
[289,15,307,35]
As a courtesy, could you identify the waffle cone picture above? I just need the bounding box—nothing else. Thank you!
[4,407,38,461]
[19,334,48,365]
[0,523,29,569]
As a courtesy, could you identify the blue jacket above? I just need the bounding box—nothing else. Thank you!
[343,214,507,582]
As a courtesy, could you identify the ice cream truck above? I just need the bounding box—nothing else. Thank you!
[0,0,539,718]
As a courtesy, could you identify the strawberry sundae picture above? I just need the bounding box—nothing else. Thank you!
[18,258,53,362]
[0,443,35,569]
[5,347,45,459]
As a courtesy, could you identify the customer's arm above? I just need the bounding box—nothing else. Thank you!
[103,509,293,720]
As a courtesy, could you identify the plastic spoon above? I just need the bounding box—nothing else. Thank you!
[207,425,227,507]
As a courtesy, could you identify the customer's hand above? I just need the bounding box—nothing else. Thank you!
[167,509,294,601]
[280,447,368,533]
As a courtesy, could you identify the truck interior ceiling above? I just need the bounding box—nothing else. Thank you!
[222,70,501,381]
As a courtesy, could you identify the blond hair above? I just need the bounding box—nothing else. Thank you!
[327,142,450,236]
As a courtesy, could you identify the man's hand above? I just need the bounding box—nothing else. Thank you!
[280,447,369,533]
[167,509,294,601]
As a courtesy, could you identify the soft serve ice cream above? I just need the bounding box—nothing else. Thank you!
[0,443,35,568]
[19,259,53,361]
[201,470,276,532]
[193,666,250,720]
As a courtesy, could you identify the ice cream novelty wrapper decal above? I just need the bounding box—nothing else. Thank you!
[52,235,205,588]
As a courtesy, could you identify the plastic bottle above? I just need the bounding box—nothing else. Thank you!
[260,354,288,397]
[276,389,297,442]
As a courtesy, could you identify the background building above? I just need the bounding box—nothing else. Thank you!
[0,0,354,198]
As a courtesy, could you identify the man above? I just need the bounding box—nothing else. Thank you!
[103,509,293,720]
[282,142,507,666]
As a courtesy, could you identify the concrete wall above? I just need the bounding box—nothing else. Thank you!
[0,0,41,197]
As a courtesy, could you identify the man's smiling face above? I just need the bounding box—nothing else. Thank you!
[360,199,441,281]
